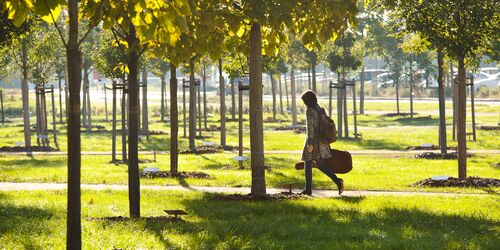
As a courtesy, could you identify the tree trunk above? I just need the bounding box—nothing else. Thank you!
[21,40,31,149]
[160,72,165,122]
[231,77,236,120]
[66,0,82,247]
[457,57,467,180]
[126,25,140,219]
[141,69,149,139]
[395,81,400,115]
[278,74,283,115]
[82,61,89,129]
[307,68,311,89]
[409,58,414,118]
[360,59,365,114]
[337,73,343,139]
[197,73,202,137]
[50,85,59,149]
[112,81,117,162]
[270,72,277,121]
[121,77,127,162]
[188,58,196,150]
[290,67,297,127]
[249,23,266,196]
[437,50,447,154]
[203,64,207,129]
[284,73,289,110]
[104,85,108,122]
[311,54,317,92]
[0,90,3,124]
[170,64,178,174]
[219,59,226,147]
[58,73,63,123]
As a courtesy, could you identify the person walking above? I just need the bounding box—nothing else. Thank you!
[300,90,344,195]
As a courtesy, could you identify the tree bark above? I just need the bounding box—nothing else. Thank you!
[126,25,140,219]
[66,0,82,248]
[121,77,127,162]
[395,81,400,115]
[203,64,207,129]
[21,39,31,149]
[437,50,447,154]
[290,67,297,127]
[170,64,178,174]
[219,59,226,147]
[112,81,117,162]
[58,72,63,123]
[249,23,266,196]
[82,60,89,129]
[457,57,467,180]
[189,58,196,150]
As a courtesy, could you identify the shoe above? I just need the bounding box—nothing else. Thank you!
[337,179,344,195]
[300,189,312,196]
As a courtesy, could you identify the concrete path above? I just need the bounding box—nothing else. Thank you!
[1,149,499,156]
[0,182,488,198]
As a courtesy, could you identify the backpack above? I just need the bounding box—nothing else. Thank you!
[314,106,337,143]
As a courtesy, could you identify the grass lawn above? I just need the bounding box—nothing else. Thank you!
[1,154,498,194]
[0,190,498,249]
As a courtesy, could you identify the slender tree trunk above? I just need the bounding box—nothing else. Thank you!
[126,26,140,218]
[160,73,165,122]
[203,64,207,129]
[141,69,149,139]
[82,61,89,129]
[21,40,31,149]
[307,68,311,90]
[337,73,343,139]
[291,67,297,127]
[451,64,457,140]
[104,84,108,122]
[197,76,202,137]
[58,73,63,123]
[278,74,283,115]
[360,59,365,114]
[409,58,414,118]
[189,58,196,150]
[64,70,68,122]
[86,82,91,131]
[270,72,277,121]
[121,77,127,162]
[457,57,467,180]
[231,77,236,120]
[51,85,58,149]
[437,50,447,154]
[219,59,226,147]
[66,0,82,247]
[112,81,117,162]
[311,54,317,92]
[395,81,400,115]
[170,64,178,174]
[0,90,3,124]
[284,73,289,110]
[249,23,266,196]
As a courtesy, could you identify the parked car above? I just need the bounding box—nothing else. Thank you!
[475,73,500,91]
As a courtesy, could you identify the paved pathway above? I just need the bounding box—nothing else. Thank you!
[0,182,487,198]
[1,149,499,156]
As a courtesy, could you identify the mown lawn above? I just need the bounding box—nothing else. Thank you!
[0,190,498,249]
[1,154,498,194]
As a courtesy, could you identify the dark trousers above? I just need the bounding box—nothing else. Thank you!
[305,159,341,191]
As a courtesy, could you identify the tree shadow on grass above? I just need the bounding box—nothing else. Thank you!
[0,195,58,249]
[160,195,499,249]
[0,157,66,170]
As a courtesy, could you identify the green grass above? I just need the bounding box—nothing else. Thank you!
[1,154,498,193]
[0,190,498,249]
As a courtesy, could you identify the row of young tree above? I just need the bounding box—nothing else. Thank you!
[1,0,498,249]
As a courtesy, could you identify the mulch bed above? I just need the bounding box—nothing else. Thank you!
[411,176,500,188]
[204,126,220,132]
[180,145,224,154]
[294,127,306,134]
[414,152,473,160]
[405,145,458,151]
[89,216,184,223]
[274,126,306,132]
[395,116,433,122]
[109,159,155,164]
[0,146,58,152]
[141,171,212,179]
[477,126,500,131]
[379,112,416,118]
[146,130,168,135]
[209,192,310,201]
[264,118,289,123]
